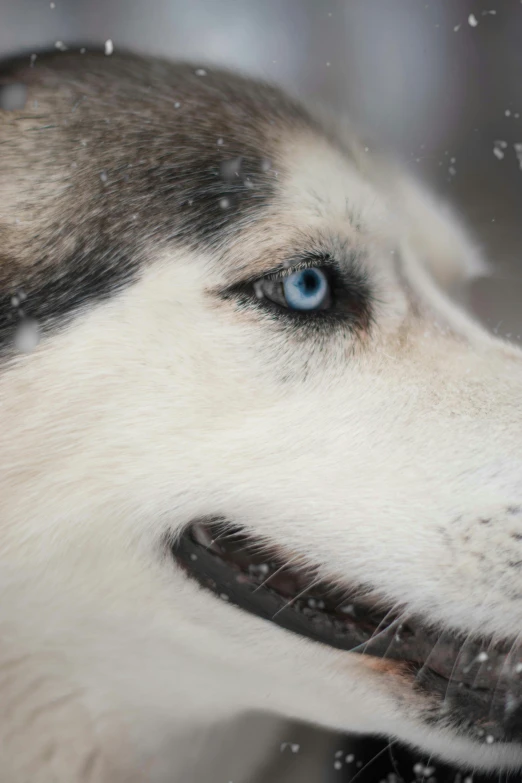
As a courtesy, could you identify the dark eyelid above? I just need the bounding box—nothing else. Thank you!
[264,260,335,282]
[218,248,374,336]
[231,253,340,288]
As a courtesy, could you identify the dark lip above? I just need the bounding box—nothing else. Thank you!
[172,519,522,745]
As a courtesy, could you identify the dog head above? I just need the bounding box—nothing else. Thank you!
[1,51,522,776]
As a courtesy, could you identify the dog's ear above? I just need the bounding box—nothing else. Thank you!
[381,169,488,292]
[349,140,488,293]
[315,107,488,292]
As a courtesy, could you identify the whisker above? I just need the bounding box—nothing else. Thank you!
[350,608,407,656]
[271,576,323,619]
[358,604,402,650]
[252,556,300,593]
[346,740,396,783]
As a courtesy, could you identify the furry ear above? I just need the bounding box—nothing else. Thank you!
[350,142,488,291]
[382,170,488,292]
[315,106,488,292]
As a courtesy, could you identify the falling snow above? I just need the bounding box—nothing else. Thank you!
[220,156,242,182]
[0,84,27,111]
[104,39,114,56]
[195,68,207,77]
[493,140,508,159]
[55,41,67,51]
[514,143,522,170]
[280,742,300,753]
[468,14,478,27]
[504,692,520,715]
[14,320,41,353]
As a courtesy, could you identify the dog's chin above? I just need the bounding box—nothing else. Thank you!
[172,518,522,753]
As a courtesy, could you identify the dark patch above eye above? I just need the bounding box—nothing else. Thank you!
[0,244,140,355]
[0,50,322,353]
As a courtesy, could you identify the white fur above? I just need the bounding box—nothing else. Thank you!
[1,125,521,781]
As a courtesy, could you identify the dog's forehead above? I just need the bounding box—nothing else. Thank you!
[0,51,315,247]
[0,51,345,351]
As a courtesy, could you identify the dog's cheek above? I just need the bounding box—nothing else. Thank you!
[0,660,122,782]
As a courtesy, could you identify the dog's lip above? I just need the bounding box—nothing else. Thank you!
[172,519,522,744]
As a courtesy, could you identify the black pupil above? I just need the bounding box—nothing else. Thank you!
[302,270,320,293]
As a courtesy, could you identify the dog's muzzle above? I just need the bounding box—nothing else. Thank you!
[172,519,522,746]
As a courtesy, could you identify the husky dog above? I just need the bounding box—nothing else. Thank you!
[1,50,522,783]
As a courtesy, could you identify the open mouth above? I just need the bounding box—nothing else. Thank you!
[172,519,522,745]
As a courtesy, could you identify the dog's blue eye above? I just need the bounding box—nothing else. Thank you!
[282,268,329,311]
[252,266,332,313]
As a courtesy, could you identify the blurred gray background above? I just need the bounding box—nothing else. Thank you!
[1,1,521,780]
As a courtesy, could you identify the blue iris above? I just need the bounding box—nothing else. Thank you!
[283,268,329,311]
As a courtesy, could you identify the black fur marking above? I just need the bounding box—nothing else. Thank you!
[0,49,323,353]
[0,246,140,354]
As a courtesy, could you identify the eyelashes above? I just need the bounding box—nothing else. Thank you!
[223,251,374,335]
[253,267,332,313]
